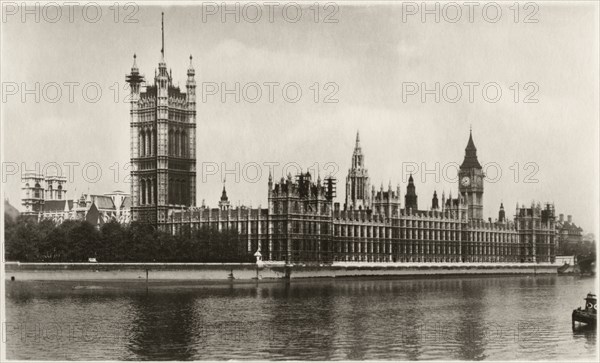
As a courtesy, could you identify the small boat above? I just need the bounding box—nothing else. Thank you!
[572,293,597,328]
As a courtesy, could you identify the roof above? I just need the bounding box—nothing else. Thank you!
[559,221,583,233]
[42,200,72,212]
[91,195,116,210]
[460,131,482,169]
[120,196,131,209]
[220,185,228,202]
[85,203,101,225]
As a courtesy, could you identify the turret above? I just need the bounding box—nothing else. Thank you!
[21,172,45,215]
[268,170,273,197]
[498,202,506,222]
[125,53,144,97]
[432,190,439,210]
[345,131,370,210]
[218,180,230,211]
[441,191,446,211]
[186,55,196,110]
[45,175,67,200]
[404,174,418,212]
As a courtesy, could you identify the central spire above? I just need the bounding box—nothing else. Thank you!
[353,130,362,153]
[352,130,364,168]
[161,12,165,60]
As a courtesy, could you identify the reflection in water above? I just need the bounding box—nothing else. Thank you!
[5,276,598,361]
[127,292,197,360]
[455,280,487,360]
[573,324,598,348]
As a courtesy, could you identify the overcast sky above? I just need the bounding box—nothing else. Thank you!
[2,2,598,233]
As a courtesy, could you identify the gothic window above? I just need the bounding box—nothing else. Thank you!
[168,178,173,204]
[57,185,62,199]
[181,131,187,157]
[154,179,157,205]
[34,183,41,198]
[146,129,151,156]
[153,129,157,155]
[175,130,181,156]
[148,179,153,205]
[177,179,183,204]
[145,130,150,156]
[141,179,146,204]
[145,179,150,205]
[174,179,178,204]
[181,179,186,204]
[140,130,146,157]
[169,129,174,155]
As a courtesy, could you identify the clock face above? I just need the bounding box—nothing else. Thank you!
[461,176,470,187]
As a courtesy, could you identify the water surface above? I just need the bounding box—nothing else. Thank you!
[5,275,597,360]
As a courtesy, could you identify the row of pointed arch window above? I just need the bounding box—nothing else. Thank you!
[168,129,188,157]
[140,178,157,205]
[24,183,62,199]
[139,129,157,157]
[169,178,189,205]
[138,129,189,157]
[140,178,189,205]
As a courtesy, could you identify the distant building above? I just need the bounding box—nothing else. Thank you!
[21,173,67,215]
[20,174,131,226]
[556,214,584,254]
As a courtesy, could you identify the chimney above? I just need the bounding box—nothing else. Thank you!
[559,214,564,222]
[568,215,572,223]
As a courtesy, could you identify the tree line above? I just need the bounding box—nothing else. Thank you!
[4,213,254,263]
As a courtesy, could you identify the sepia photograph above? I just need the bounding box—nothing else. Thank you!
[1,1,598,361]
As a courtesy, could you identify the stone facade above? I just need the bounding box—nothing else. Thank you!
[165,132,557,265]
[21,173,67,215]
[126,16,197,225]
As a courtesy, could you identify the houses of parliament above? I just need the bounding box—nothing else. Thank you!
[121,18,557,265]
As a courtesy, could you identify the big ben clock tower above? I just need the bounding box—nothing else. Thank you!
[458,130,484,220]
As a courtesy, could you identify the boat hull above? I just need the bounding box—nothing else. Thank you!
[572,309,597,327]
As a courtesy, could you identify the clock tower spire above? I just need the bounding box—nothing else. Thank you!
[458,129,484,220]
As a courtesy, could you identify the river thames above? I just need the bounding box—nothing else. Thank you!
[4,275,597,360]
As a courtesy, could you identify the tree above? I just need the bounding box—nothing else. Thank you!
[99,221,126,262]
[4,217,253,263]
